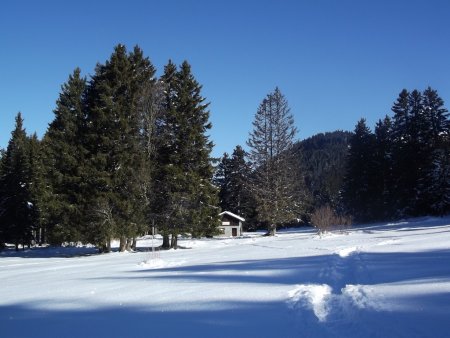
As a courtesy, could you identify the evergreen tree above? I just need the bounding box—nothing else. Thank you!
[214,152,232,211]
[214,146,257,230]
[342,119,377,222]
[176,61,218,239]
[391,89,415,216]
[152,60,179,248]
[372,116,394,219]
[154,60,218,247]
[247,88,299,235]
[227,146,257,229]
[43,68,87,244]
[421,87,450,214]
[391,89,435,216]
[0,113,35,250]
[27,133,46,244]
[83,45,155,252]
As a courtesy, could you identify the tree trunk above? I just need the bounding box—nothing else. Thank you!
[162,234,170,249]
[106,238,112,253]
[171,233,178,249]
[131,238,137,251]
[119,236,127,252]
[125,238,132,251]
[269,224,276,236]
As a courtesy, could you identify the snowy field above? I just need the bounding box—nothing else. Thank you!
[2,217,450,338]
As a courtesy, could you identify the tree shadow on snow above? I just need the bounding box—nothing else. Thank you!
[84,249,450,294]
[1,292,450,338]
[0,246,99,259]
[0,300,292,338]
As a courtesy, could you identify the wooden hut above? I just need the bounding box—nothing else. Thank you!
[218,211,245,237]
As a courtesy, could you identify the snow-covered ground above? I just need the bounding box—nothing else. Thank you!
[2,217,450,337]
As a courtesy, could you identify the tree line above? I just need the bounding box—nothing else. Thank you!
[342,88,450,222]
[215,88,450,229]
[0,45,217,251]
[1,44,449,250]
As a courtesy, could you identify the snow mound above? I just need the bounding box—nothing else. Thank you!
[288,284,332,322]
[337,246,358,257]
[341,284,382,310]
[139,258,185,269]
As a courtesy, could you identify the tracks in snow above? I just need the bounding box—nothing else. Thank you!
[287,245,384,335]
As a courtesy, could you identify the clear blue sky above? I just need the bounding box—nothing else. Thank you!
[1,0,449,157]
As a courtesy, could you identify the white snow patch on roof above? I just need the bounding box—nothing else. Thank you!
[219,211,245,222]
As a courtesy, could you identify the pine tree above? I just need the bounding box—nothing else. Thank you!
[27,133,46,245]
[154,60,218,247]
[152,60,179,248]
[43,68,87,244]
[214,146,257,230]
[391,89,438,216]
[227,146,257,228]
[83,45,155,252]
[342,119,377,222]
[391,89,416,216]
[372,116,394,219]
[421,87,450,214]
[214,152,233,211]
[0,113,35,250]
[247,88,299,235]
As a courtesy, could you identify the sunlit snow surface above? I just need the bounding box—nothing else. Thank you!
[2,216,450,337]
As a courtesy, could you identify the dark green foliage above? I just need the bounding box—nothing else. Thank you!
[27,133,46,245]
[342,119,377,222]
[214,152,232,210]
[43,68,87,244]
[214,146,257,230]
[153,60,218,247]
[372,116,394,219]
[0,113,37,250]
[82,45,155,251]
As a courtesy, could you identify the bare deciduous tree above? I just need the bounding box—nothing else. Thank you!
[247,88,301,235]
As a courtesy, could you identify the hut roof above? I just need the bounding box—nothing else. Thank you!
[219,211,245,222]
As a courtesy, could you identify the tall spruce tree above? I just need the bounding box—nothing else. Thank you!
[43,68,87,244]
[421,87,450,214]
[152,60,179,248]
[342,119,377,222]
[27,133,46,244]
[372,116,394,219]
[247,88,299,235]
[83,45,155,252]
[391,89,415,216]
[154,60,218,248]
[0,113,35,250]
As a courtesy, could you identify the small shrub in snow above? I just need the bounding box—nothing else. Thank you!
[311,205,352,235]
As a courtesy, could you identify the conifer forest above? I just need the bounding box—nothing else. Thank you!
[1,45,449,251]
